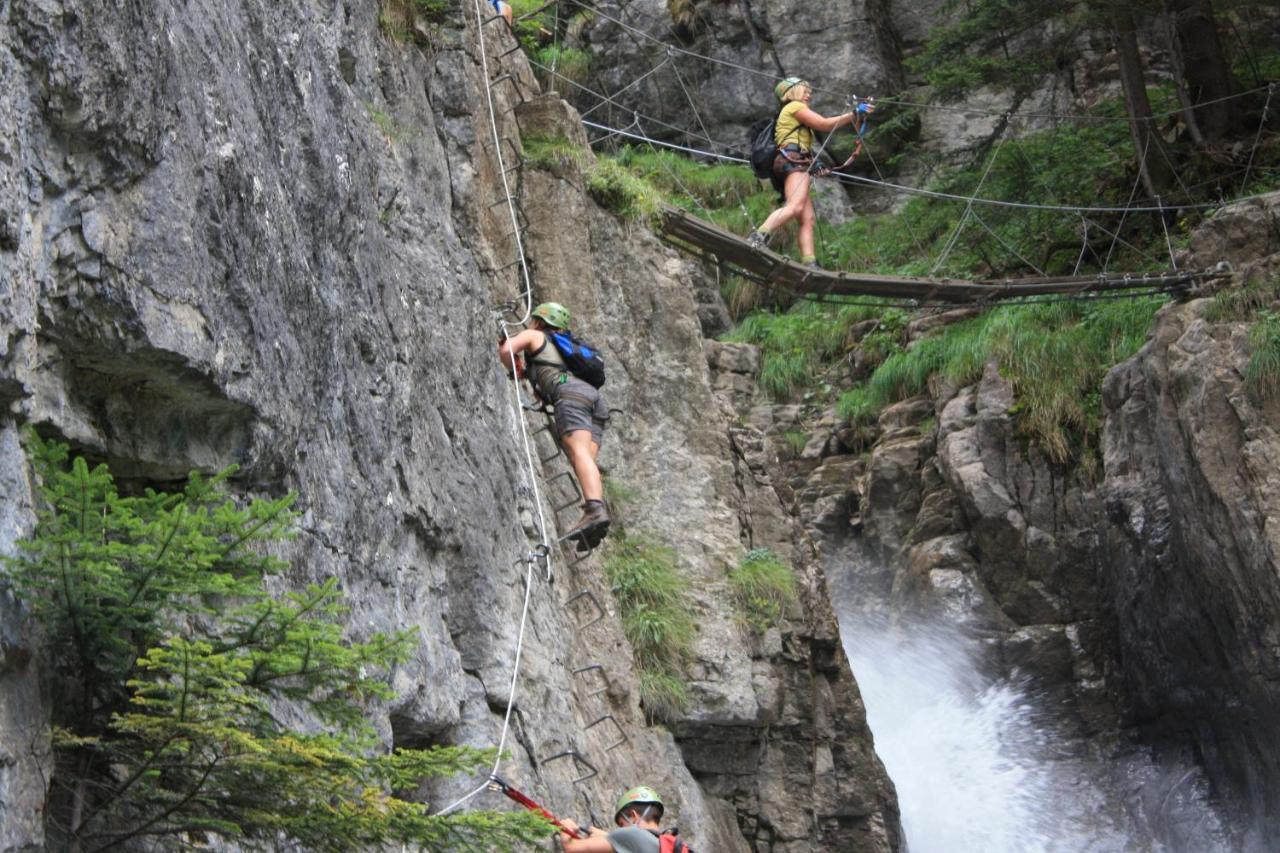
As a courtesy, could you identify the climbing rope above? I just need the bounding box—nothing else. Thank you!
[436,0,558,817]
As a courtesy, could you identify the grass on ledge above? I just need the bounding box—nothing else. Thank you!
[728,548,798,634]
[602,532,696,721]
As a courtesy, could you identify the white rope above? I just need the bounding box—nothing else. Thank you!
[433,0,558,819]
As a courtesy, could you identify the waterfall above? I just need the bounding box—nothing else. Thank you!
[827,550,1230,852]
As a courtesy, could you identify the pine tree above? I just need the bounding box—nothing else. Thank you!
[6,435,550,852]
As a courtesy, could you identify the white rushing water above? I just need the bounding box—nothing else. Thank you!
[841,619,1125,852]
[833,597,1230,851]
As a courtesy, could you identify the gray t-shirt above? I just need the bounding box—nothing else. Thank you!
[607,826,660,853]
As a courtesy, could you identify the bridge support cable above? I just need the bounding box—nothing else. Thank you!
[658,205,1225,307]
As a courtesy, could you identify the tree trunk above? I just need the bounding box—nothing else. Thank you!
[1108,3,1175,198]
[1167,0,1238,139]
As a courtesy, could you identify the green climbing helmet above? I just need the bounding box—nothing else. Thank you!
[614,786,664,822]
[532,301,571,329]
[775,76,806,101]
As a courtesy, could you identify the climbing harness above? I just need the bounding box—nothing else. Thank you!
[489,775,589,838]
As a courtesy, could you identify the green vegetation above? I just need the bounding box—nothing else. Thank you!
[367,105,404,143]
[723,301,888,398]
[587,158,664,221]
[728,549,798,634]
[783,430,809,456]
[839,297,1166,464]
[6,436,550,851]
[1246,312,1280,400]
[522,132,591,173]
[533,45,592,87]
[909,0,1077,100]
[1206,273,1280,322]
[602,533,696,721]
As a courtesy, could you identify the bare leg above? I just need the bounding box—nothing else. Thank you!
[797,195,817,259]
[562,430,603,501]
[758,170,812,234]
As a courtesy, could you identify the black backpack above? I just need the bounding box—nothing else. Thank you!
[548,329,606,388]
[747,107,783,179]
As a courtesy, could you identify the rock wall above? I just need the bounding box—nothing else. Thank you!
[1098,193,1280,847]
[0,0,899,850]
[747,192,1280,850]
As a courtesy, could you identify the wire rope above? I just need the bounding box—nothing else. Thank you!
[564,0,1270,124]
[436,0,559,818]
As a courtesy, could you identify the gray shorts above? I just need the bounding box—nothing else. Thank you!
[553,378,607,446]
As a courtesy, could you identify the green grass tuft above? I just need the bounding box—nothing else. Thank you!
[1246,313,1280,401]
[533,45,591,86]
[522,132,590,173]
[838,298,1165,463]
[723,301,887,399]
[603,533,696,721]
[783,430,809,456]
[638,671,691,723]
[587,158,663,222]
[728,549,799,634]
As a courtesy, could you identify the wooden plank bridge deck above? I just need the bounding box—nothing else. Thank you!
[658,206,1222,306]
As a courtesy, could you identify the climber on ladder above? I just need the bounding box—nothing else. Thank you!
[556,786,694,852]
[499,302,611,546]
[746,77,872,268]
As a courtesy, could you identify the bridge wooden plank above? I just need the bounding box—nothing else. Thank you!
[657,206,1207,304]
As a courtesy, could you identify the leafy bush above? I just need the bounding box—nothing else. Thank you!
[728,549,798,634]
[6,436,549,851]
[602,533,696,721]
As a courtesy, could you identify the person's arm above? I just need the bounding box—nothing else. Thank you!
[497,329,542,378]
[557,819,613,853]
[794,106,855,134]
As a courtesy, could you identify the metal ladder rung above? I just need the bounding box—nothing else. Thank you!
[539,749,598,784]
[572,664,611,697]
[564,590,606,631]
[585,715,629,752]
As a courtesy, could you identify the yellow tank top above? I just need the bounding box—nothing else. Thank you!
[774,101,814,151]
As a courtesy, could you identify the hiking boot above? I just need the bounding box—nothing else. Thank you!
[563,500,610,544]
[746,230,770,251]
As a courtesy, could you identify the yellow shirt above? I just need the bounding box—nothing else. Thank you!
[774,101,814,151]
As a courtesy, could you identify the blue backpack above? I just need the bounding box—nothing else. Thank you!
[548,329,606,388]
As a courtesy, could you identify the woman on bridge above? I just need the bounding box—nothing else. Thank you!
[747,78,857,267]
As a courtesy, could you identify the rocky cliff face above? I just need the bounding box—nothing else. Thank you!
[739,192,1280,850]
[0,1,899,850]
[570,0,905,146]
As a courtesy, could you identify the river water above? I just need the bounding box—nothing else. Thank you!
[826,548,1231,852]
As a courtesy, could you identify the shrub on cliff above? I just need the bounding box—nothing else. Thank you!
[5,436,549,852]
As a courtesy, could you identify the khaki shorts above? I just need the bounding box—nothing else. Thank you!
[554,378,608,446]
